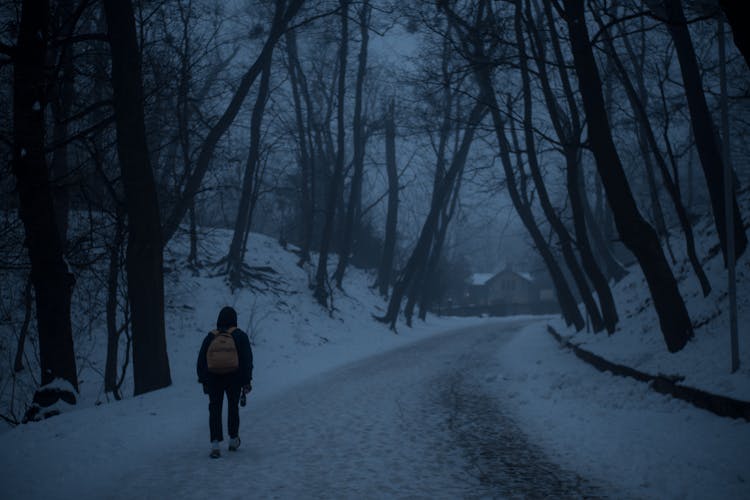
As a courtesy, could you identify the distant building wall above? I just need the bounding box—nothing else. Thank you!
[436,267,560,317]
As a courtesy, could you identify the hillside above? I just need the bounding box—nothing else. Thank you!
[0,226,484,429]
[551,188,750,401]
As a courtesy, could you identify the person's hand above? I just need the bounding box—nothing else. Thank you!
[202,383,209,394]
[242,383,252,395]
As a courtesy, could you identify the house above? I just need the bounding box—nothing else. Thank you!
[447,266,559,316]
[484,268,537,310]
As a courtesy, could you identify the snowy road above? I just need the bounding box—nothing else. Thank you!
[114,320,604,499]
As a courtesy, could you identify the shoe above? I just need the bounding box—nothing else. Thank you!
[228,436,241,451]
[210,440,221,458]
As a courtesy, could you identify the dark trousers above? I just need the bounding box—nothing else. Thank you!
[207,376,241,442]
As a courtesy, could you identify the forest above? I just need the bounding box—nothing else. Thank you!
[0,0,748,425]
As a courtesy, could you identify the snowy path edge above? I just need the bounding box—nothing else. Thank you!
[547,325,750,422]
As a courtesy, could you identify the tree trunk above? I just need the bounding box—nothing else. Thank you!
[513,3,606,332]
[314,0,350,308]
[377,102,486,330]
[104,210,126,399]
[492,87,583,330]
[404,101,474,327]
[560,0,692,352]
[49,0,76,248]
[14,275,33,373]
[376,99,399,298]
[417,166,462,321]
[174,15,200,269]
[527,0,620,331]
[578,171,626,282]
[402,39,455,325]
[103,0,171,394]
[285,29,313,266]
[13,0,79,417]
[226,57,273,290]
[661,0,747,264]
[596,10,711,296]
[537,0,625,289]
[188,202,199,268]
[334,0,371,288]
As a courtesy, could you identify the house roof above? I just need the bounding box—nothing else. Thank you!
[484,268,535,286]
[468,273,494,286]
[516,271,534,282]
[469,269,535,287]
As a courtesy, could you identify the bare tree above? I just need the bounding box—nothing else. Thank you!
[314,0,350,308]
[103,0,171,394]
[441,0,586,332]
[334,0,371,288]
[285,28,315,266]
[557,0,692,352]
[512,1,607,332]
[11,0,79,419]
[162,0,306,245]
[590,3,711,296]
[525,0,621,332]
[225,57,274,290]
[375,98,399,298]
[651,0,747,264]
[376,100,487,330]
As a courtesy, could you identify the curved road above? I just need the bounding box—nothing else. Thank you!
[118,320,604,499]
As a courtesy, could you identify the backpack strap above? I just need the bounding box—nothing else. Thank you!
[211,326,238,336]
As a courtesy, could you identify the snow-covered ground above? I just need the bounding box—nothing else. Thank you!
[550,190,750,401]
[493,322,750,500]
[0,221,748,499]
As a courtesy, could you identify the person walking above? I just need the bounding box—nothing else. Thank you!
[197,306,253,458]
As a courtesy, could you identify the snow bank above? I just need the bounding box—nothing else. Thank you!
[551,191,750,401]
[491,322,750,499]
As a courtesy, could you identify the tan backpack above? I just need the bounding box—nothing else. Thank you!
[206,327,239,374]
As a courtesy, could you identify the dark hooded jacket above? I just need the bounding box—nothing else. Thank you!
[197,306,253,386]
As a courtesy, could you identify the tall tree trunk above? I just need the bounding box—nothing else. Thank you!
[594,9,711,296]
[376,99,399,298]
[104,209,126,399]
[513,3,606,332]
[49,0,75,248]
[659,0,747,263]
[226,57,273,290]
[103,0,171,394]
[174,11,200,269]
[560,0,692,352]
[13,0,79,418]
[334,0,371,288]
[417,166,462,321]
[188,203,198,268]
[403,37,455,324]
[285,29,313,266]
[582,172,627,282]
[536,0,626,291]
[377,102,486,330]
[296,43,319,260]
[314,0,350,308]
[14,275,33,373]
[404,103,476,327]
[483,77,583,331]
[527,0,620,330]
